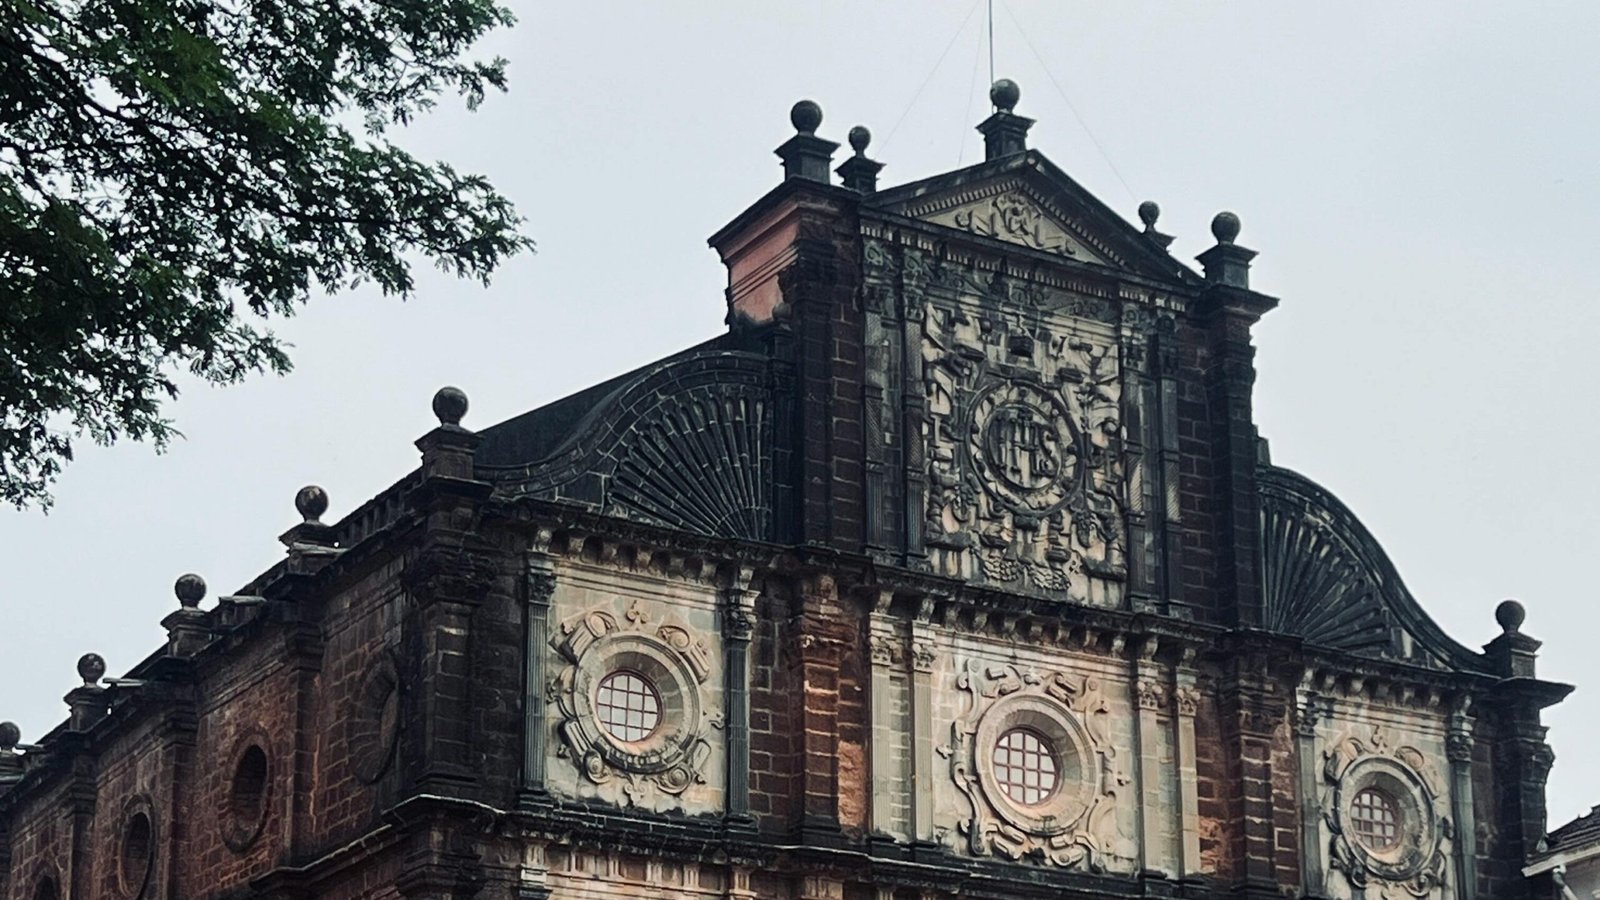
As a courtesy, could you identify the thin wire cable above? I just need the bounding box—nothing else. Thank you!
[999,0,1137,202]
[987,0,996,96]
[881,0,984,152]
[958,12,985,165]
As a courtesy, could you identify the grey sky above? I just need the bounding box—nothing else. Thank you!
[4,1,1596,823]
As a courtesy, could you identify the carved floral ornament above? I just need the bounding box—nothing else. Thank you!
[920,291,1128,601]
[941,661,1130,870]
[548,602,720,801]
[1324,728,1452,898]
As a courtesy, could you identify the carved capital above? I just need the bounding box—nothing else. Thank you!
[911,639,936,674]
[869,633,902,667]
[1135,678,1166,712]
[1174,686,1200,718]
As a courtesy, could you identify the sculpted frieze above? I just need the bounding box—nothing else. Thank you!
[548,602,721,804]
[1322,727,1452,898]
[942,660,1131,870]
[920,288,1128,604]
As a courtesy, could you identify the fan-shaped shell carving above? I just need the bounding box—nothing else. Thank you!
[607,386,772,541]
[1259,466,1486,673]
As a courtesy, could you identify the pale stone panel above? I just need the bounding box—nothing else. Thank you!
[1312,694,1457,900]
[543,560,726,817]
[929,628,1141,874]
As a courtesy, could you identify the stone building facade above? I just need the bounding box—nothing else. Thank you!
[0,81,1572,900]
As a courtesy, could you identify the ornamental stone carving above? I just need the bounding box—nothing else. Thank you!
[920,286,1127,605]
[942,661,1129,870]
[1323,728,1452,898]
[548,605,720,802]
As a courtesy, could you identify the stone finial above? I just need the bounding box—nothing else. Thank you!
[1485,597,1541,678]
[174,573,206,609]
[1496,599,1527,635]
[1197,210,1256,288]
[837,125,884,194]
[776,99,838,184]
[0,721,19,780]
[281,484,337,553]
[977,79,1034,161]
[77,653,105,686]
[990,78,1021,113]
[1138,201,1161,230]
[791,100,823,136]
[847,126,871,156]
[1211,211,1242,245]
[433,386,469,427]
[295,485,329,523]
[1138,200,1175,250]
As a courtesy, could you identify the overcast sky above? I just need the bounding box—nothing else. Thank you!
[3,1,1596,825]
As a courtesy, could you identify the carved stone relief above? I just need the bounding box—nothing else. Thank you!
[1322,727,1452,898]
[941,661,1129,870]
[922,189,1115,267]
[919,283,1127,604]
[549,602,721,804]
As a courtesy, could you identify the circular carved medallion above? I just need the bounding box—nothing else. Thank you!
[968,381,1079,513]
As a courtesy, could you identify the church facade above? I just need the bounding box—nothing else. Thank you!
[0,82,1571,900]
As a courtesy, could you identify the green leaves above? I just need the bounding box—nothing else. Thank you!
[0,0,531,508]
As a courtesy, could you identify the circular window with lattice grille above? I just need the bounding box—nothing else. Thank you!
[1349,787,1401,851]
[991,727,1060,806]
[595,670,662,743]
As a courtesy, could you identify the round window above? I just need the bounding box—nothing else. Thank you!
[223,744,270,852]
[1350,787,1401,851]
[119,810,153,897]
[595,670,662,743]
[991,727,1060,806]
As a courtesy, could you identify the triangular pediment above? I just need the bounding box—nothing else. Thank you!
[868,152,1198,284]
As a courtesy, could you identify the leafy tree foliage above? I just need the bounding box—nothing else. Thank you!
[0,0,531,507]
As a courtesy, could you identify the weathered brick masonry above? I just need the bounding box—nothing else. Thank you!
[0,82,1571,900]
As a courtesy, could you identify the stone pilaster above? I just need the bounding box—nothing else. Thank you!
[909,612,938,847]
[865,589,905,846]
[402,387,496,794]
[1293,674,1329,898]
[1447,695,1478,900]
[1131,637,1168,875]
[519,534,557,808]
[722,566,759,826]
[1172,659,1202,878]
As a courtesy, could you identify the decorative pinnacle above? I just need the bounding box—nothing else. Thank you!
[990,78,1021,113]
[0,721,17,752]
[295,485,329,523]
[174,573,206,609]
[1495,599,1526,635]
[1211,211,1242,245]
[848,125,871,157]
[1138,201,1161,231]
[790,100,823,136]
[77,653,106,686]
[432,386,469,427]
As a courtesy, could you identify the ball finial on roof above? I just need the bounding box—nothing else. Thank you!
[790,100,823,136]
[990,79,1021,113]
[1138,201,1161,230]
[848,125,871,156]
[1495,599,1526,635]
[432,386,469,427]
[0,721,18,752]
[174,573,206,609]
[295,485,329,523]
[1211,211,1242,245]
[77,653,105,686]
